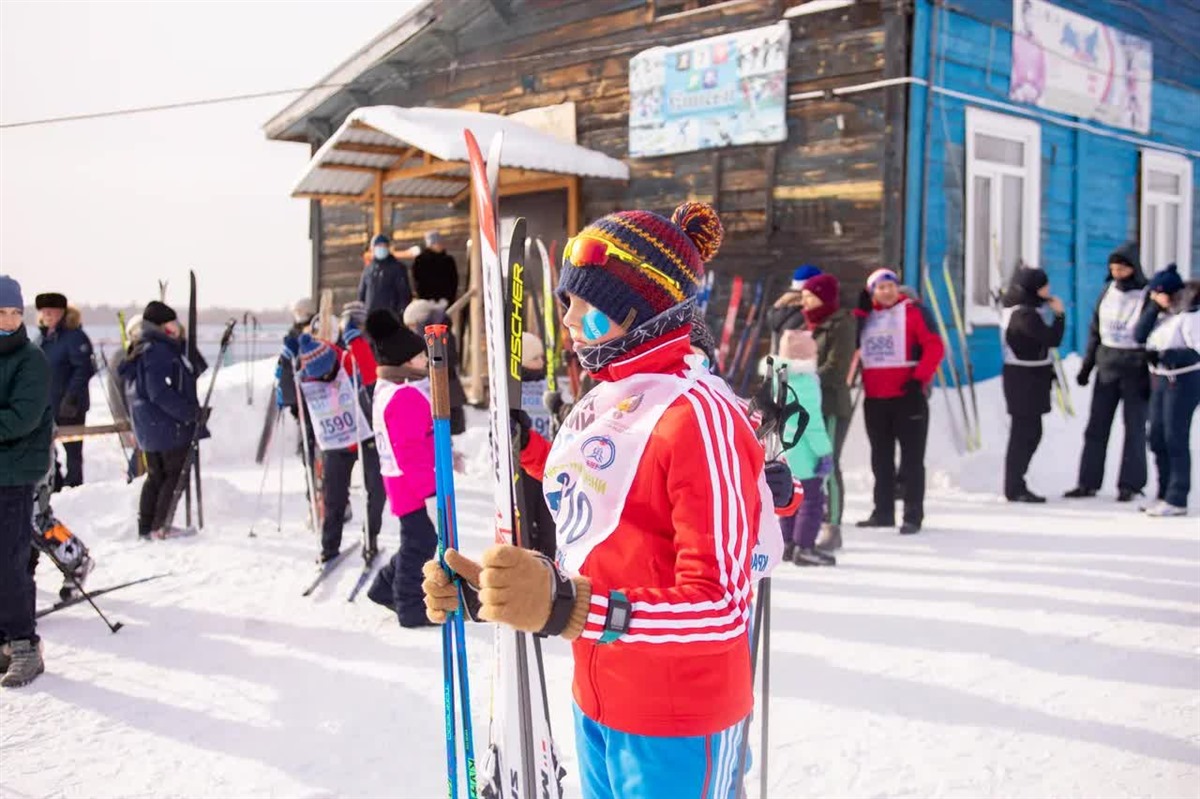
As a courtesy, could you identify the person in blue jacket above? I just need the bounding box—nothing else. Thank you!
[1134,264,1199,517]
[118,301,207,539]
[35,293,94,489]
[358,233,413,316]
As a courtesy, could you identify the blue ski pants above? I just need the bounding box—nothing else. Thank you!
[574,705,747,799]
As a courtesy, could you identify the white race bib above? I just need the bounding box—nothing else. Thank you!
[301,370,372,451]
[521,378,553,440]
[861,303,916,369]
[372,378,432,476]
[1098,286,1146,350]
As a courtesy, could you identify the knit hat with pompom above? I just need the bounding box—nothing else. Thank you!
[556,201,723,331]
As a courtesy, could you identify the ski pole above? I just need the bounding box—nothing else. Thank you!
[248,420,277,538]
[277,411,286,532]
[293,366,321,533]
[34,539,123,633]
[426,323,478,799]
[922,269,975,451]
[941,259,982,448]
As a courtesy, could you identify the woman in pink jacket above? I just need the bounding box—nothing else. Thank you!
[364,309,438,628]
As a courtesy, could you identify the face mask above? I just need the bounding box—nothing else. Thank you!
[374,246,390,260]
[0,328,14,337]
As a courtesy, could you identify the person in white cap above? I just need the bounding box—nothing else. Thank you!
[853,268,945,535]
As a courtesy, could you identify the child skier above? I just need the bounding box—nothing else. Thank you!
[294,315,384,564]
[362,309,439,627]
[775,329,835,566]
[424,202,767,798]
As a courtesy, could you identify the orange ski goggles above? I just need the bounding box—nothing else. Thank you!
[563,234,683,297]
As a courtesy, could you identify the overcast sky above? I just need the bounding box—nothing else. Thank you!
[0,0,412,311]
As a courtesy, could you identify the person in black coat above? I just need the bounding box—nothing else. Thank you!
[411,231,459,304]
[1065,242,1150,502]
[1000,267,1065,502]
[35,293,94,489]
[117,301,206,538]
[358,234,413,316]
[767,265,822,349]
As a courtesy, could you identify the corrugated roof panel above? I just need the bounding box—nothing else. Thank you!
[384,177,465,198]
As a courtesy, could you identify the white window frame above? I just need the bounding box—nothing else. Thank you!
[1140,149,1194,277]
[963,107,1042,326]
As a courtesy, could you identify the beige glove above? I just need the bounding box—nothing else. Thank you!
[421,545,592,639]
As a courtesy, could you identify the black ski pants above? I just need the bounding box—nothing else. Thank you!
[1078,368,1149,493]
[0,485,37,645]
[58,412,85,488]
[377,508,439,627]
[1005,414,1044,498]
[1148,371,1200,508]
[825,414,850,526]
[319,440,386,560]
[139,446,190,535]
[864,393,928,526]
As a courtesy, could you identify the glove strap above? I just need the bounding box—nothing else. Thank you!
[536,555,578,638]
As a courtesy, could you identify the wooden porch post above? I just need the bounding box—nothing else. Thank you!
[567,176,581,235]
[373,170,385,236]
[467,181,485,404]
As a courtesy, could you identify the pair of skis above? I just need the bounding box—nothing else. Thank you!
[465,129,563,799]
[922,262,981,453]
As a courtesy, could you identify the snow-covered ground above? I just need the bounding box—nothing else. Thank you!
[2,356,1197,799]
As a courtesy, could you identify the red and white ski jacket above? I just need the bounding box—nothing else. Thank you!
[524,329,764,737]
[856,297,945,399]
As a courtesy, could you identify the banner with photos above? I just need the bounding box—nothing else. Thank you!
[1009,0,1152,133]
[629,21,790,158]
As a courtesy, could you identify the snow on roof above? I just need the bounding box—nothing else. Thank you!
[292,105,629,200]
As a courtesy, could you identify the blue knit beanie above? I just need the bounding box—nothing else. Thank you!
[298,333,337,379]
[791,264,822,290]
[557,202,722,330]
[1147,263,1184,296]
[0,275,23,310]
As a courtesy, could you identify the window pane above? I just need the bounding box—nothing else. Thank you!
[976,133,1025,167]
[1145,204,1158,272]
[1001,174,1025,285]
[972,176,992,307]
[1148,169,1181,195]
[1163,202,1180,265]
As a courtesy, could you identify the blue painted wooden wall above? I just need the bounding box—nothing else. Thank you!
[906,0,1200,381]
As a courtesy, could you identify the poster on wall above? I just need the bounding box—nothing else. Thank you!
[1009,0,1152,134]
[628,21,790,158]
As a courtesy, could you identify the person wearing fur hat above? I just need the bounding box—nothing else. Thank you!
[294,315,385,565]
[776,329,835,566]
[0,276,52,687]
[411,230,459,305]
[1134,264,1199,516]
[118,301,207,538]
[423,202,773,798]
[854,268,945,535]
[358,233,413,316]
[1000,267,1066,503]
[799,273,855,550]
[34,292,95,489]
[1065,242,1151,502]
[361,309,440,626]
[403,298,466,435]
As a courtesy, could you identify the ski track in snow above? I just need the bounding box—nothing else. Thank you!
[2,356,1197,799]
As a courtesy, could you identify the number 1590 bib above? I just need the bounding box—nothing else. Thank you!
[301,370,372,451]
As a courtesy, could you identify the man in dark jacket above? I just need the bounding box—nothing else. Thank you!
[358,233,413,316]
[35,293,94,488]
[1000,266,1065,503]
[118,301,205,539]
[0,275,52,687]
[411,231,458,304]
[1065,242,1149,502]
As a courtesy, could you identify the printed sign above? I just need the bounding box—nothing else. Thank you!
[629,21,790,157]
[1010,0,1152,134]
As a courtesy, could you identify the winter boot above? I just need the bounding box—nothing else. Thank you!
[856,515,894,528]
[0,642,10,674]
[59,552,95,601]
[1007,490,1046,504]
[0,640,44,688]
[1116,488,1141,503]
[794,547,836,567]
[1145,501,1187,517]
[367,560,396,609]
[782,543,796,563]
[899,522,921,535]
[815,524,842,553]
[1063,487,1097,499]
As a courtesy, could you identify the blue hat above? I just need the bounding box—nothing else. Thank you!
[791,264,822,291]
[298,333,337,379]
[0,275,23,310]
[1147,263,1184,296]
[371,233,391,247]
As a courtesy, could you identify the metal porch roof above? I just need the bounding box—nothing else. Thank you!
[291,106,629,201]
